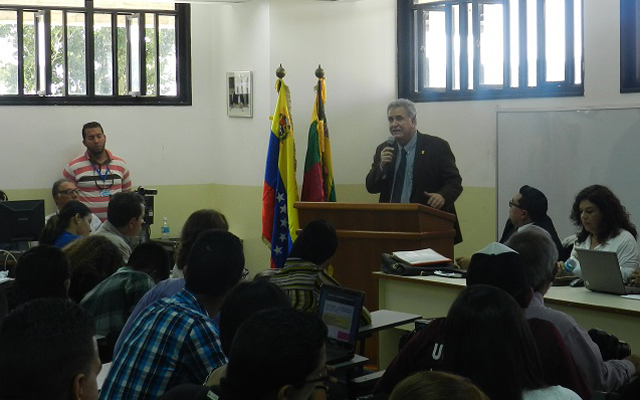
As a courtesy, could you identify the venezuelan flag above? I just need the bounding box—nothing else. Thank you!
[301,77,336,202]
[261,78,299,269]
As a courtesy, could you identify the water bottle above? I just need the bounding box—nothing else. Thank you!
[161,217,170,240]
[564,256,578,273]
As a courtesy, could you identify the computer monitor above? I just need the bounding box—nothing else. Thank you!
[0,200,45,248]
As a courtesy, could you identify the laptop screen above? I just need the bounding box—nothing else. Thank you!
[318,285,364,345]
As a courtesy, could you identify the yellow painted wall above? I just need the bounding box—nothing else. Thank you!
[4,183,495,275]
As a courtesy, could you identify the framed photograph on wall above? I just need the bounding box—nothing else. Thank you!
[227,71,252,118]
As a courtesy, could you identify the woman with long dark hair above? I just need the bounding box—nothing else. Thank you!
[442,285,580,400]
[39,200,92,248]
[569,185,639,282]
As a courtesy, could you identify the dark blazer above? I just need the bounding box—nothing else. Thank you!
[366,132,463,243]
[499,216,567,261]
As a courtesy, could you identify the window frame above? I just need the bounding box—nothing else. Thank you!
[397,0,584,102]
[0,1,191,106]
[620,0,640,93]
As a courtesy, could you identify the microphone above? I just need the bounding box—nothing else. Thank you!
[381,136,396,174]
[386,136,395,148]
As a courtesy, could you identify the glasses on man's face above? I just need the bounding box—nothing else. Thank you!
[59,189,81,196]
[301,366,330,385]
[241,268,250,280]
[508,200,522,209]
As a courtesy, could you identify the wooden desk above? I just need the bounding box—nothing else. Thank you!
[374,272,640,367]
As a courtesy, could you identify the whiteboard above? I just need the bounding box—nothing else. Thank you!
[497,108,640,242]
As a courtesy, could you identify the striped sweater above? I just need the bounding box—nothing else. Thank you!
[63,149,132,221]
[271,258,372,326]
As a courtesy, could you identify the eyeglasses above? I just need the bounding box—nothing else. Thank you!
[301,366,330,385]
[58,189,81,196]
[508,200,523,209]
[241,268,250,280]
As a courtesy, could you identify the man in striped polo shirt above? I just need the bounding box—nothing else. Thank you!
[63,121,132,222]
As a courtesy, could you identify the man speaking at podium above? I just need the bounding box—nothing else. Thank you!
[366,99,463,243]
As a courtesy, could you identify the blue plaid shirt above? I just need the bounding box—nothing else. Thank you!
[99,289,227,400]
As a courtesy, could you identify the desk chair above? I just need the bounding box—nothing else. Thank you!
[350,318,434,400]
[349,370,386,400]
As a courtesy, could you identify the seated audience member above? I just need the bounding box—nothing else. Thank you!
[11,245,70,309]
[46,178,102,232]
[568,185,639,282]
[374,242,589,399]
[114,209,229,354]
[65,235,123,303]
[160,308,328,400]
[500,185,565,260]
[0,298,101,400]
[80,241,171,341]
[100,229,245,400]
[171,209,229,279]
[39,200,92,248]
[93,191,145,264]
[206,279,290,386]
[389,371,489,400]
[506,226,640,396]
[441,285,580,400]
[271,219,371,325]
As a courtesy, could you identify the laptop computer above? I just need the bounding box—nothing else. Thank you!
[574,248,640,295]
[317,284,365,364]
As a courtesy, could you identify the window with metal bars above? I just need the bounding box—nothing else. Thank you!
[0,1,191,105]
[397,0,583,102]
[620,0,640,93]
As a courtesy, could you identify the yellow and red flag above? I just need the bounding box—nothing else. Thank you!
[301,77,336,202]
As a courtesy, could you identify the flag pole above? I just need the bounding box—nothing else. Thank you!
[262,64,299,268]
[276,64,286,92]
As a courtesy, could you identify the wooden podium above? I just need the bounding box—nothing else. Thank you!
[294,202,456,313]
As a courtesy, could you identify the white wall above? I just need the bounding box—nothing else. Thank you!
[208,0,273,186]
[268,0,396,187]
[1,0,639,194]
[211,0,640,193]
[0,3,219,189]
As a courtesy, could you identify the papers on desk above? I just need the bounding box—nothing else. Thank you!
[391,248,451,266]
[621,294,640,301]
